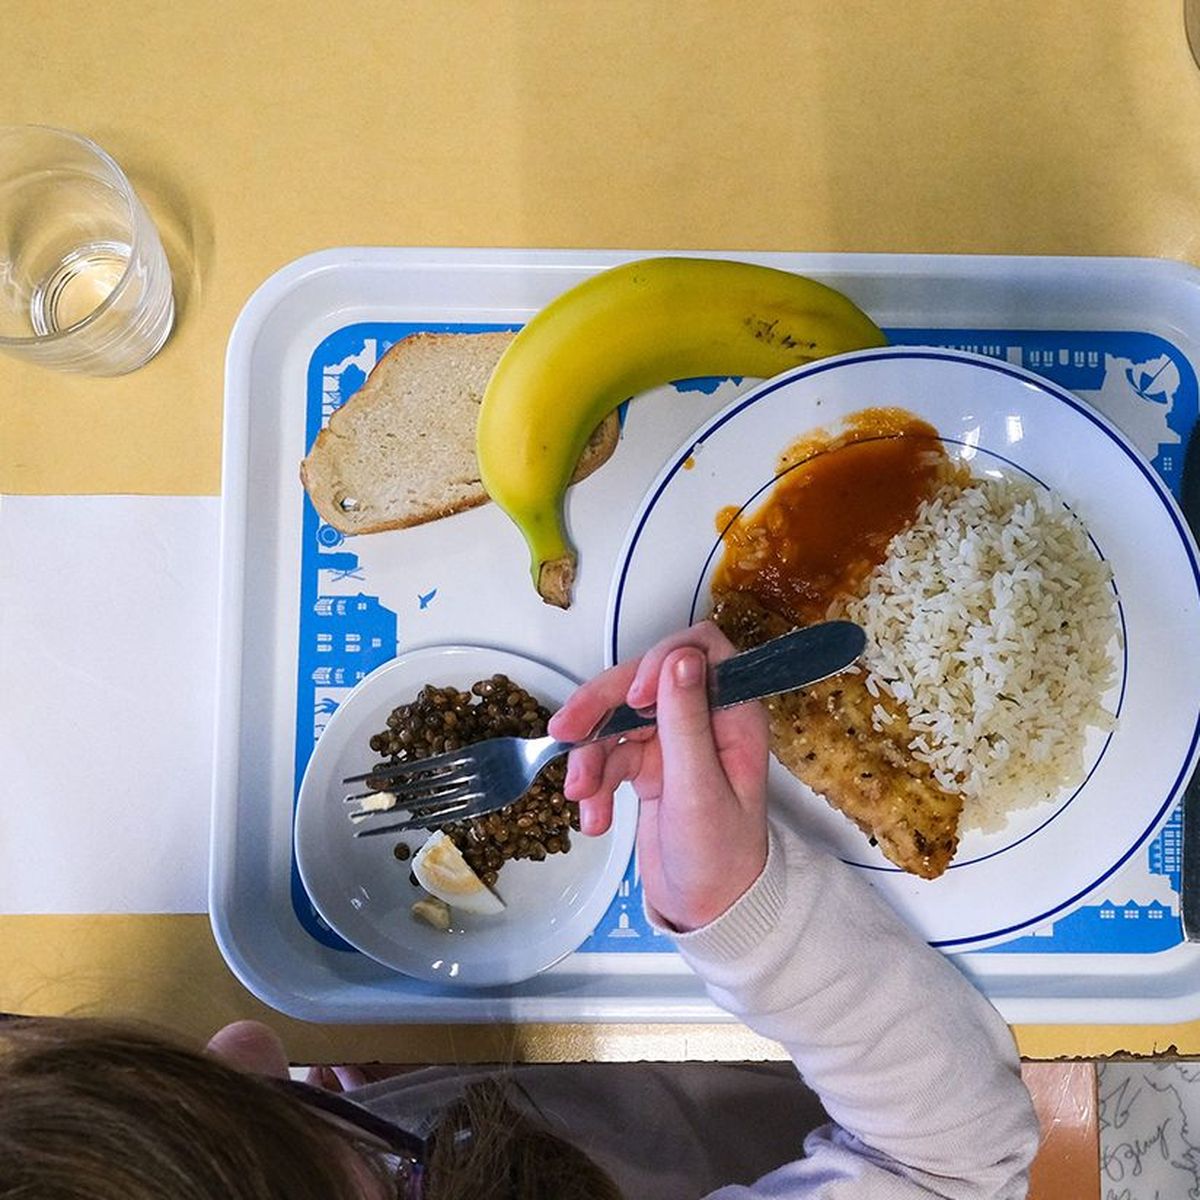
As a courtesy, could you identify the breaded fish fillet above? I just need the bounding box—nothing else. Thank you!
[713,592,962,880]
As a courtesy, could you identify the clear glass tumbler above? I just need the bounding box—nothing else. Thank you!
[0,125,175,375]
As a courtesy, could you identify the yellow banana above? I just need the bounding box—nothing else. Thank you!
[476,256,888,607]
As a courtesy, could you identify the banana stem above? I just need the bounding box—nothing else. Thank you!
[536,555,576,608]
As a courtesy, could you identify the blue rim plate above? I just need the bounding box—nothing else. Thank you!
[606,347,1200,952]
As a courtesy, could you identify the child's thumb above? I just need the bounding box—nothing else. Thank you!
[656,648,722,789]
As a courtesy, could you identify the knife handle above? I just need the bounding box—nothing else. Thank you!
[590,620,866,741]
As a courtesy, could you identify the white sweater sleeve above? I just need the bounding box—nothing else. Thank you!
[653,820,1040,1200]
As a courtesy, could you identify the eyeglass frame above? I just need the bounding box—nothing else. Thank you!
[266,1076,430,1198]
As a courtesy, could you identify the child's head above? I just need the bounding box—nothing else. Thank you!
[0,1017,621,1200]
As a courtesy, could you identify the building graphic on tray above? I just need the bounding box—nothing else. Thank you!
[310,590,397,687]
[985,811,1184,955]
[321,339,378,421]
[580,865,665,949]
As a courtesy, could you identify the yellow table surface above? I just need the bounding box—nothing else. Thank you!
[4,0,1200,1062]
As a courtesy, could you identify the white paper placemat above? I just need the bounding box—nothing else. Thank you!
[0,495,219,914]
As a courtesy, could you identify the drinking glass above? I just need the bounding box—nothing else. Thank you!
[0,125,175,375]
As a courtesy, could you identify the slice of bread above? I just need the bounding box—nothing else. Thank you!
[300,331,620,535]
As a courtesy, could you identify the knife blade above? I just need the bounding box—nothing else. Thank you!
[1179,423,1200,941]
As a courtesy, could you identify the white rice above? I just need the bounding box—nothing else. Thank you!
[837,474,1120,832]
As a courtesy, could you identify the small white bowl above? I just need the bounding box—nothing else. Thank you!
[294,644,637,987]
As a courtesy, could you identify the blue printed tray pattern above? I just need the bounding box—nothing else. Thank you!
[295,322,1195,960]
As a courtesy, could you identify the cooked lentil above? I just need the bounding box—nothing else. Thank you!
[368,675,581,885]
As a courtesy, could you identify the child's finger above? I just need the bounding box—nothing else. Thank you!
[654,647,725,806]
[625,622,737,710]
[549,659,640,742]
[564,742,607,800]
[566,737,643,800]
[578,792,614,836]
[597,739,645,798]
[577,740,644,834]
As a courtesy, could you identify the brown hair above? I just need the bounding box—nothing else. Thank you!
[423,1078,623,1200]
[0,1017,389,1199]
[0,1018,622,1200]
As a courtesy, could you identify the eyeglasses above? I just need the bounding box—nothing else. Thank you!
[267,1077,430,1199]
[268,1078,429,1197]
[0,1017,432,1198]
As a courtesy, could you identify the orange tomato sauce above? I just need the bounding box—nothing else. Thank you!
[712,408,956,626]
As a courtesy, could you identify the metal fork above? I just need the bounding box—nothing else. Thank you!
[345,620,866,837]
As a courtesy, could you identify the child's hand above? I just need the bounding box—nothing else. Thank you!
[548,623,769,932]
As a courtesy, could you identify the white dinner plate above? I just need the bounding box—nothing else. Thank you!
[294,644,637,985]
[608,347,1200,951]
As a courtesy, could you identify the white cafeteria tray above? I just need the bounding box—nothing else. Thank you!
[212,247,1200,1024]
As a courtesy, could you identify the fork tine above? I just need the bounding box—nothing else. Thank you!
[347,800,455,824]
[343,770,481,809]
[345,776,482,820]
[343,749,474,786]
[353,793,488,837]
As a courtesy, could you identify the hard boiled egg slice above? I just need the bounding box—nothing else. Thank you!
[411,831,505,916]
